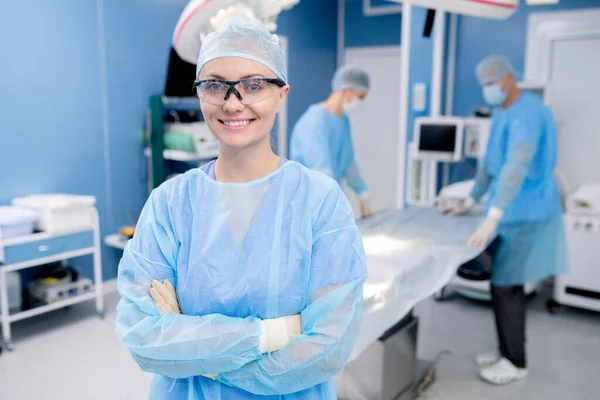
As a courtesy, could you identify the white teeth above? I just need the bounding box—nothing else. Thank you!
[223,120,251,127]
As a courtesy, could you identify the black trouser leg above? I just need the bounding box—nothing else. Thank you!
[491,284,527,369]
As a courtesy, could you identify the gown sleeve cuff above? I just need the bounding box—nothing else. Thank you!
[264,318,289,353]
[487,206,504,221]
[259,320,269,353]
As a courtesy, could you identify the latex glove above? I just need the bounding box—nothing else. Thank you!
[467,210,502,247]
[150,280,181,315]
[439,197,475,216]
[202,315,302,376]
[263,314,302,353]
[360,197,373,218]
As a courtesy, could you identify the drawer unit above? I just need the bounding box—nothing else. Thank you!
[0,205,103,351]
[2,231,94,266]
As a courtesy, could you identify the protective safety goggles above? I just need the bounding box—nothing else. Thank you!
[193,78,286,105]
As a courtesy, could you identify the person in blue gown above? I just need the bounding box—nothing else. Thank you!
[290,66,373,218]
[441,55,568,386]
[116,17,367,399]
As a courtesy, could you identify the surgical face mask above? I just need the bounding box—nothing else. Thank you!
[343,97,364,114]
[482,83,507,106]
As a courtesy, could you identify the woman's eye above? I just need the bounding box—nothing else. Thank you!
[243,81,265,92]
[205,83,224,92]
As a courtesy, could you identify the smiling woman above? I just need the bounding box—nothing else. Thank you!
[197,58,288,153]
[115,16,367,400]
[194,59,288,152]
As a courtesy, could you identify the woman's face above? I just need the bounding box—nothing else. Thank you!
[198,57,289,151]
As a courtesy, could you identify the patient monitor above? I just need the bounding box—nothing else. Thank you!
[413,117,464,162]
[408,116,491,206]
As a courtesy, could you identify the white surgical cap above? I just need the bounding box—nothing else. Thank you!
[331,66,370,93]
[196,16,287,83]
[476,55,514,86]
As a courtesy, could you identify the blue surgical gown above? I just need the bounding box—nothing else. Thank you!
[290,104,368,196]
[470,92,568,286]
[115,160,367,399]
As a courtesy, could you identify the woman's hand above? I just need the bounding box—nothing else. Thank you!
[149,279,302,351]
[150,280,181,315]
[150,280,217,379]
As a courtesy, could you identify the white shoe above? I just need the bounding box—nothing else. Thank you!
[479,358,528,385]
[475,351,500,368]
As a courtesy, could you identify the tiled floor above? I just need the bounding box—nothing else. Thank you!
[1,282,599,399]
[414,283,600,400]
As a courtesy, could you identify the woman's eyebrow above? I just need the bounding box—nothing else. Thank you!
[204,73,266,80]
[239,73,266,79]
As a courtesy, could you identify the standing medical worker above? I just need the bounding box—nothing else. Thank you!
[290,66,373,218]
[115,17,367,399]
[440,55,568,385]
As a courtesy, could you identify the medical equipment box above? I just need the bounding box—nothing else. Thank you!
[12,194,96,233]
[552,185,600,313]
[0,206,39,239]
[28,277,94,305]
[554,212,600,312]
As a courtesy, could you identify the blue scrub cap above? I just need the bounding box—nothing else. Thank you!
[476,55,515,86]
[331,66,370,93]
[196,16,287,83]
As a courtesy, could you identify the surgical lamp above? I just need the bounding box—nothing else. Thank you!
[173,0,299,65]
[386,0,519,37]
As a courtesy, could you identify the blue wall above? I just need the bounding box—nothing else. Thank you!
[343,1,434,205]
[102,0,190,233]
[0,0,106,205]
[450,0,600,183]
[345,0,401,48]
[0,0,114,281]
[453,0,600,117]
[102,0,191,279]
[277,0,339,139]
[341,0,600,192]
[343,0,600,124]
[0,0,338,281]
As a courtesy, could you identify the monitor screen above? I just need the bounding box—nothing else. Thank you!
[419,124,457,153]
[164,47,197,98]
